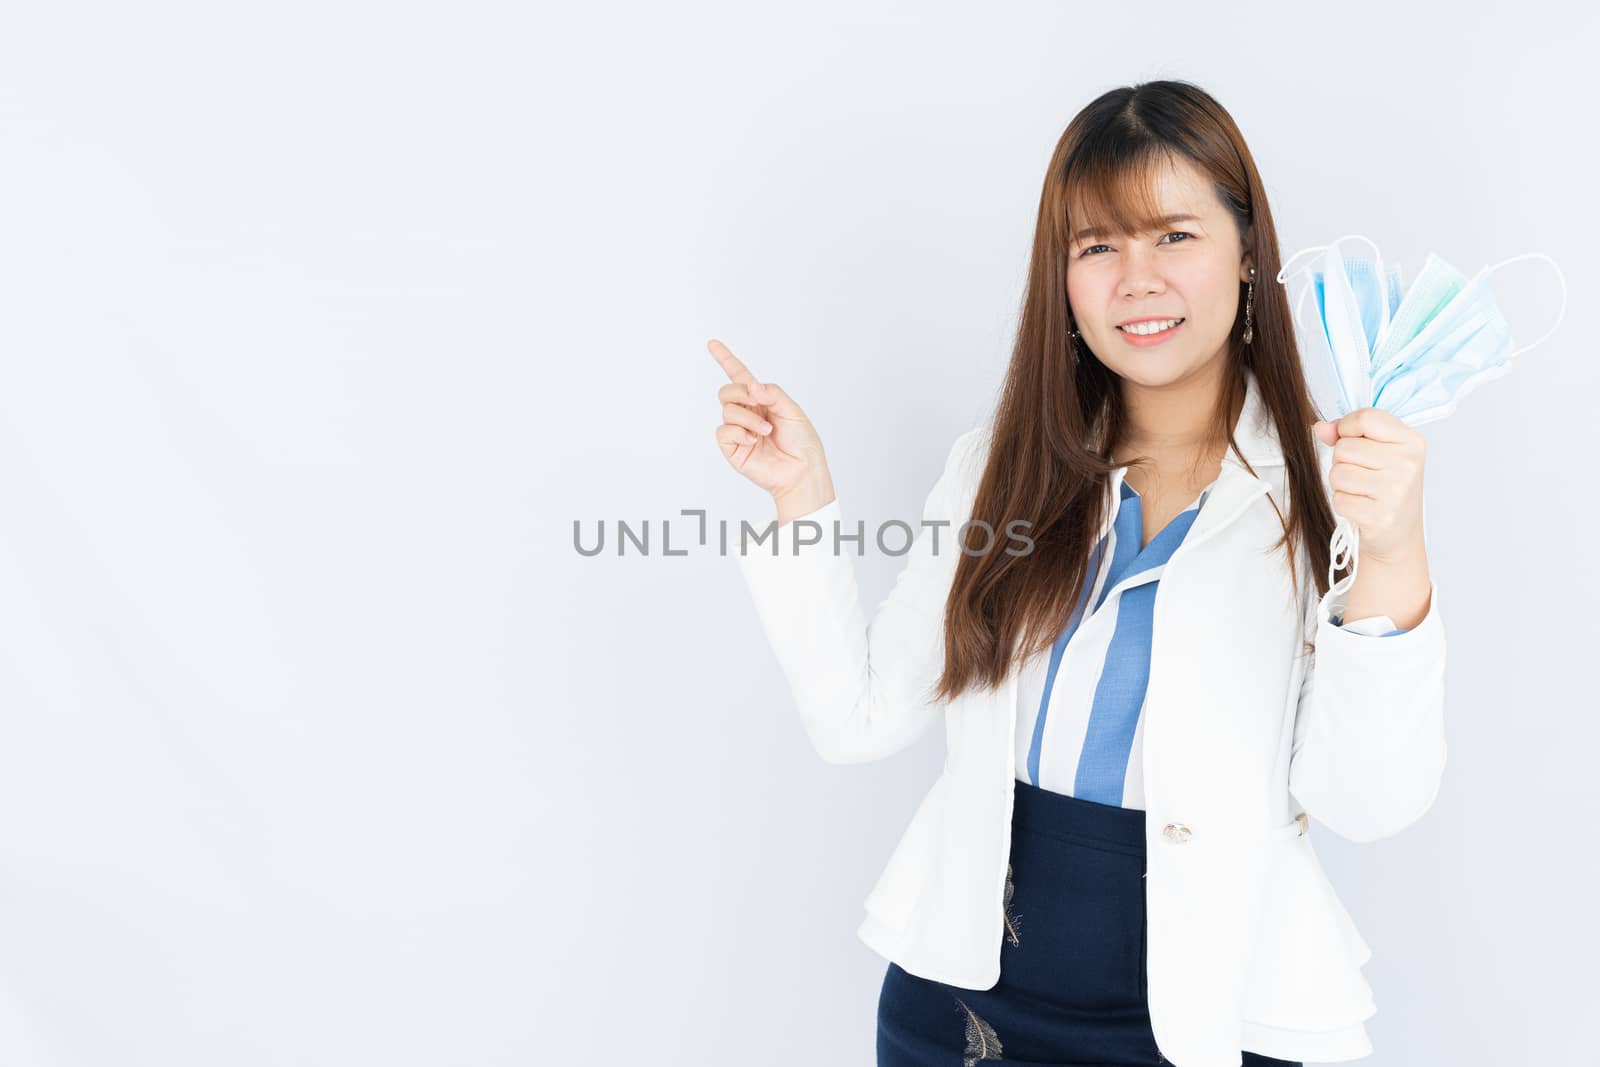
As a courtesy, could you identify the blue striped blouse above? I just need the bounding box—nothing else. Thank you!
[1014,475,1407,809]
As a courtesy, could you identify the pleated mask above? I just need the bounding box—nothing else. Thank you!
[1276,233,1567,596]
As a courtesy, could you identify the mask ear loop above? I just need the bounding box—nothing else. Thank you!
[1471,251,1569,359]
[1275,232,1382,286]
[1276,233,1385,290]
[1326,508,1360,607]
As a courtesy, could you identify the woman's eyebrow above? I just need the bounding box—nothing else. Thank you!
[1071,213,1202,242]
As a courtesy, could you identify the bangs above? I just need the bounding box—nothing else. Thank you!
[1061,147,1180,250]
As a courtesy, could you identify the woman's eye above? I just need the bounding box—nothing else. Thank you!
[1078,232,1192,257]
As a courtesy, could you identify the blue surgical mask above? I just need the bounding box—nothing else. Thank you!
[1278,233,1567,425]
[1276,233,1567,594]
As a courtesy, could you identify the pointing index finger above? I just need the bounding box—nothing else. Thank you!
[708,338,759,388]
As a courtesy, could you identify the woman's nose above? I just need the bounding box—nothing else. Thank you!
[1118,247,1167,298]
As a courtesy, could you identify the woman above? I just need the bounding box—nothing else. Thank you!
[710,80,1444,1067]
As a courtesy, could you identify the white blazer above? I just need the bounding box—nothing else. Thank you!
[736,368,1447,1067]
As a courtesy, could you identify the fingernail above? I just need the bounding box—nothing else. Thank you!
[760,421,772,433]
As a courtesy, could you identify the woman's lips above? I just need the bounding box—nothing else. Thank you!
[1115,318,1185,347]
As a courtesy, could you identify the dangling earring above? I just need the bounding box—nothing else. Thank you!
[1242,266,1256,345]
[1068,320,1083,366]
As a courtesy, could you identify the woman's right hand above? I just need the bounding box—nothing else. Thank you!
[708,338,836,522]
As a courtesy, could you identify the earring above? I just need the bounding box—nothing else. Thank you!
[1242,266,1256,345]
[1068,321,1084,366]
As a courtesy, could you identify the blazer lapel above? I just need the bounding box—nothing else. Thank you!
[1004,367,1289,721]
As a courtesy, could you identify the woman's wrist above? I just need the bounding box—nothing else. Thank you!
[772,474,837,527]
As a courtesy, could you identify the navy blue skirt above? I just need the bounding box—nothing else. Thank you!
[876,778,1301,1067]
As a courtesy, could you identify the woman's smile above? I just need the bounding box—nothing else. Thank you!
[1116,316,1186,347]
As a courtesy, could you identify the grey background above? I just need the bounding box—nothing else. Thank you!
[1,2,1594,1064]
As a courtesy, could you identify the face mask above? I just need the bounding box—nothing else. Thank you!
[1276,233,1568,596]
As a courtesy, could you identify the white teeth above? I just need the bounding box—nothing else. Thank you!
[1120,318,1183,336]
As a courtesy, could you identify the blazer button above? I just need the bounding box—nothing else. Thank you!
[1162,822,1192,844]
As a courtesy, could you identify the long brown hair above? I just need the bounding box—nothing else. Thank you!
[933,79,1342,703]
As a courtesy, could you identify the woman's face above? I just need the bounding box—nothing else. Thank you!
[1065,156,1252,388]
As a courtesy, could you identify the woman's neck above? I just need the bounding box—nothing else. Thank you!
[1113,365,1240,484]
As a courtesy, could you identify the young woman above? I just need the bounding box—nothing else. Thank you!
[710,80,1445,1067]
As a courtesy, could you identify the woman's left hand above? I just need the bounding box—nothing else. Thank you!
[1312,407,1429,566]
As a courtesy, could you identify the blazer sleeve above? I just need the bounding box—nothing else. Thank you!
[735,426,988,765]
[1288,454,1449,843]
